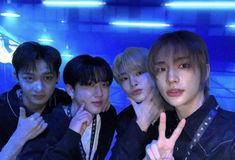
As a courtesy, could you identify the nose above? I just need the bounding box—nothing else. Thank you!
[34,80,44,92]
[129,75,138,87]
[167,68,179,84]
[95,85,103,97]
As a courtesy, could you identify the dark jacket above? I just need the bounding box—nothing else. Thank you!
[110,105,177,160]
[0,84,71,149]
[173,96,235,160]
[18,105,117,160]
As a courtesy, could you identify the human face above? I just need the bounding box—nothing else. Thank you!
[153,51,205,116]
[17,60,58,113]
[119,70,155,103]
[71,82,110,115]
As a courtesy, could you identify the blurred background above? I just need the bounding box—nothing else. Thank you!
[1,0,235,112]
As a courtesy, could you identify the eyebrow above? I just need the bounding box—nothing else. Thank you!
[154,56,190,65]
[22,71,54,75]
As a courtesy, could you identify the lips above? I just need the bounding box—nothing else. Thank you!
[166,89,184,97]
[33,95,46,100]
[131,89,142,96]
[92,101,103,107]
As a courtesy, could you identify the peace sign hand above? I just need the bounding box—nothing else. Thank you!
[146,112,186,160]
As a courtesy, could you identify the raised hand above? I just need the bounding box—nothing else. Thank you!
[69,104,93,135]
[129,88,163,132]
[146,112,186,160]
[15,107,48,142]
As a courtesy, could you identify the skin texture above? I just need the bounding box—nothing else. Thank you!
[17,60,59,113]
[67,81,110,135]
[119,70,162,131]
[153,51,206,119]
[146,49,209,159]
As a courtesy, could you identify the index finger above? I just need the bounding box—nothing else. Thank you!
[158,112,166,140]
[169,119,186,142]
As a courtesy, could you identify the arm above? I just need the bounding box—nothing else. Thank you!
[18,105,93,160]
[0,107,47,160]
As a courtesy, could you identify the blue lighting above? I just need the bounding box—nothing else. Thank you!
[165,1,235,9]
[0,12,20,17]
[42,0,106,7]
[226,24,235,28]
[110,21,171,28]
[38,38,54,43]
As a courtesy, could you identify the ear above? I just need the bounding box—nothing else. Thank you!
[66,84,74,99]
[206,64,210,81]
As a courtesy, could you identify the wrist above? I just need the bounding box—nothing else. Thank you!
[11,131,27,147]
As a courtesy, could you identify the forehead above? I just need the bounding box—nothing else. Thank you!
[154,44,190,62]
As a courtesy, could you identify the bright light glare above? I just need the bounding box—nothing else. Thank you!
[0,12,20,17]
[226,24,235,28]
[110,21,171,28]
[38,38,54,43]
[165,1,235,9]
[43,1,106,7]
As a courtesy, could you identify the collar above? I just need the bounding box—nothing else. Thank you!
[183,95,218,138]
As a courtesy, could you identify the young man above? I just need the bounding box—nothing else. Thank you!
[146,30,235,159]
[0,41,71,160]
[18,55,117,160]
[110,47,176,159]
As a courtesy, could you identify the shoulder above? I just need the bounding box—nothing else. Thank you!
[117,105,135,122]
[100,104,117,122]
[53,88,71,105]
[44,105,70,130]
[217,108,235,124]
[0,87,19,117]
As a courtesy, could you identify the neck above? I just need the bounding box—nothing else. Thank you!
[176,91,205,119]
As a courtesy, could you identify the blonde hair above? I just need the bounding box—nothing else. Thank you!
[112,47,149,84]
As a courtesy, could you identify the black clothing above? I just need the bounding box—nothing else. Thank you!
[0,84,71,149]
[18,105,117,160]
[173,96,235,160]
[110,105,177,160]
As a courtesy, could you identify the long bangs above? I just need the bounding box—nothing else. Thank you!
[19,58,54,74]
[79,64,113,86]
[118,53,147,76]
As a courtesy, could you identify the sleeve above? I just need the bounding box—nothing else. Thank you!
[17,129,83,160]
[41,129,83,160]
[110,118,148,160]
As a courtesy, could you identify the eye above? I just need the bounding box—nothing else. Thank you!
[179,63,191,69]
[23,76,34,82]
[119,76,128,82]
[87,81,96,87]
[44,75,54,81]
[155,67,167,73]
[135,71,144,76]
[101,82,109,88]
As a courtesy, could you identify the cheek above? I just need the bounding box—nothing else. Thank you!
[103,89,109,100]
[44,83,56,93]
[121,83,130,93]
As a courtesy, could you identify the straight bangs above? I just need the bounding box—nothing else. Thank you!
[79,64,113,86]
[19,58,54,74]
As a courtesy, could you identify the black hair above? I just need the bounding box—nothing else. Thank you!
[12,41,61,78]
[63,54,113,88]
